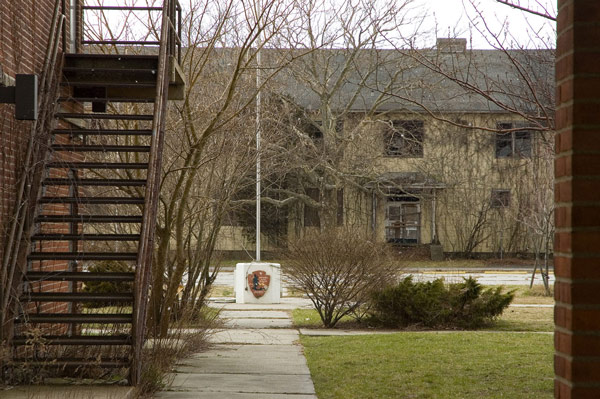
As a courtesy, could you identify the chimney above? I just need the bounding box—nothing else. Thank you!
[436,38,467,53]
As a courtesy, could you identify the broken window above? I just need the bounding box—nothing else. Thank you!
[384,120,424,158]
[490,189,511,208]
[495,123,532,158]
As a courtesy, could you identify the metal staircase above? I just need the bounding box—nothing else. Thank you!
[6,1,183,385]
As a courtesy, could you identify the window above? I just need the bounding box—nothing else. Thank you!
[384,120,424,158]
[495,123,532,158]
[490,189,510,208]
[304,188,320,227]
[385,197,421,244]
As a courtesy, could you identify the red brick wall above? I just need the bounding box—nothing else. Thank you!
[0,1,81,334]
[554,1,600,398]
[0,0,62,261]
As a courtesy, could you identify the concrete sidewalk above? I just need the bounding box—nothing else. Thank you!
[154,298,317,398]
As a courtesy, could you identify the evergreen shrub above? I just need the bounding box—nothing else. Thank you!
[82,260,133,308]
[368,276,514,329]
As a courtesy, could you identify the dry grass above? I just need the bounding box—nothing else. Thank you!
[134,307,218,397]
[208,285,234,297]
[496,285,554,305]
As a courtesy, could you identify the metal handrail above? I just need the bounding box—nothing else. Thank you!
[130,0,176,385]
[79,1,182,64]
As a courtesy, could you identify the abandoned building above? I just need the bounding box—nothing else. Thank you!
[215,40,556,259]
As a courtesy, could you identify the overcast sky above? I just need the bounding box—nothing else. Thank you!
[87,0,557,50]
[413,0,556,49]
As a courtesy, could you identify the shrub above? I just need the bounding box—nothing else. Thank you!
[369,276,514,329]
[283,228,398,328]
[82,260,133,308]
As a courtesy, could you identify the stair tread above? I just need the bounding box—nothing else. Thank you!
[65,53,158,60]
[11,358,131,367]
[51,144,151,151]
[42,178,147,185]
[25,271,135,282]
[59,97,155,103]
[32,233,141,241]
[16,313,133,323]
[39,196,145,204]
[63,67,157,73]
[47,162,149,169]
[52,128,152,135]
[61,81,157,88]
[13,334,132,345]
[36,215,142,222]
[28,252,138,261]
[82,39,160,45]
[22,292,133,301]
[56,112,153,120]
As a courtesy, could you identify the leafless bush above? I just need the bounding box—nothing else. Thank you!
[284,229,398,328]
[135,304,220,396]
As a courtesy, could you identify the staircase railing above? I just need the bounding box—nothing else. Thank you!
[75,0,181,384]
[0,0,67,343]
[79,1,182,63]
[130,0,179,385]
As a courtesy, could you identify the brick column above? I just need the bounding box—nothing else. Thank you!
[554,1,600,398]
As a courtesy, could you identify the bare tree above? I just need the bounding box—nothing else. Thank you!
[248,0,425,236]
[83,0,307,336]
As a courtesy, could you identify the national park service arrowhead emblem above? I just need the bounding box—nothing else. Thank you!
[247,270,270,298]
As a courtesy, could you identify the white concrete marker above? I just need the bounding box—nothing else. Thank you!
[235,262,281,304]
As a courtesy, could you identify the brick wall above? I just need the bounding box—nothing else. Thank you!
[554,1,600,398]
[0,0,60,260]
[0,1,79,335]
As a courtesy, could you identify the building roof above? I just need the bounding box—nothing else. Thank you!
[268,43,554,115]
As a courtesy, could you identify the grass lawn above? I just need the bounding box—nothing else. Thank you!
[502,285,554,305]
[293,308,359,328]
[301,332,553,399]
[487,307,553,332]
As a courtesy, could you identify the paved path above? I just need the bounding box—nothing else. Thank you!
[154,298,317,399]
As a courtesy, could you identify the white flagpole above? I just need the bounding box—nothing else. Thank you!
[256,39,262,262]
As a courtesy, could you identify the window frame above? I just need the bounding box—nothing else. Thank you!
[384,120,425,158]
[490,189,511,208]
[384,197,421,244]
[495,122,532,159]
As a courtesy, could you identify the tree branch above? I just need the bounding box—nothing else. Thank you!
[495,0,556,21]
